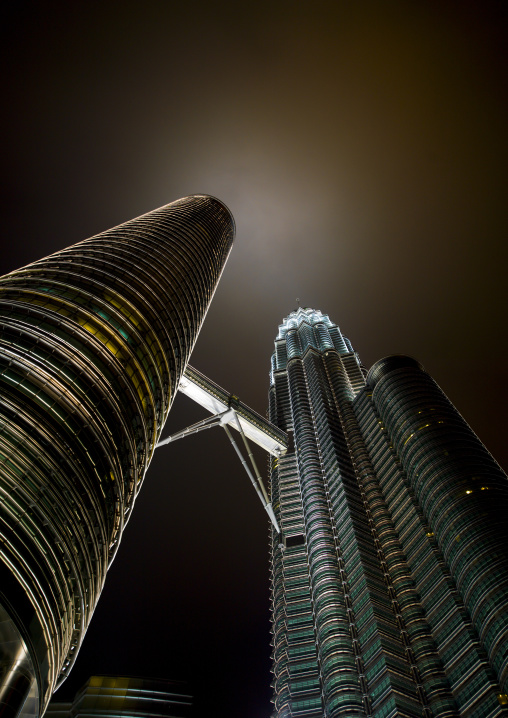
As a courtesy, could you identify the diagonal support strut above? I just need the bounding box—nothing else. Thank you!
[156,408,280,533]
[155,409,233,447]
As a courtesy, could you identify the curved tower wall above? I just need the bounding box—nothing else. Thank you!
[0,195,235,717]
[268,308,508,718]
[366,357,508,703]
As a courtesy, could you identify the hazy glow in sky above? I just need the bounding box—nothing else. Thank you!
[1,2,507,716]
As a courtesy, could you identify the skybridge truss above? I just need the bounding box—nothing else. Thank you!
[156,365,288,532]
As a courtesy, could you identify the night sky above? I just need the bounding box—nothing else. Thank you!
[1,2,507,716]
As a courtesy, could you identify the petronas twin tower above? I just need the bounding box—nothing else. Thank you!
[0,197,234,717]
[268,309,508,717]
[0,197,507,718]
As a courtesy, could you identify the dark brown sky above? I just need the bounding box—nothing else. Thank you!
[1,2,507,716]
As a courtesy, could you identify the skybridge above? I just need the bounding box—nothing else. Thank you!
[156,365,288,533]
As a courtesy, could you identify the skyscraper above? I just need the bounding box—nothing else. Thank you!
[268,308,508,717]
[0,196,234,718]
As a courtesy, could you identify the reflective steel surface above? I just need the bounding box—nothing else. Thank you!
[0,196,234,716]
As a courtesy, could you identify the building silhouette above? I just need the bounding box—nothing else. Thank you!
[45,676,191,718]
[268,308,508,717]
[0,196,234,718]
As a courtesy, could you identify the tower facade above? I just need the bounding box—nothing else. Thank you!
[0,196,234,718]
[268,308,508,718]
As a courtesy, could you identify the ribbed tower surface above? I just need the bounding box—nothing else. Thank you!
[0,195,234,717]
[268,307,508,718]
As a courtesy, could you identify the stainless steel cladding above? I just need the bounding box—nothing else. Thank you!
[0,196,234,717]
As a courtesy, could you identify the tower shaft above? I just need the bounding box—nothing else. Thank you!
[269,308,508,718]
[0,196,234,717]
